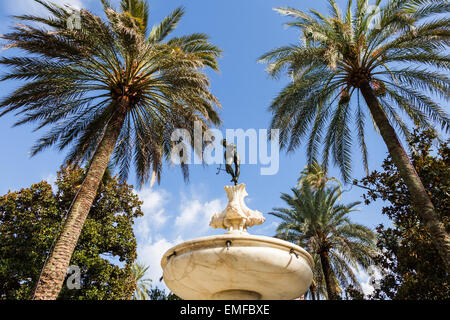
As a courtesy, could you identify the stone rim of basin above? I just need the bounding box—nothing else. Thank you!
[161,233,314,270]
[161,234,314,300]
[160,184,314,300]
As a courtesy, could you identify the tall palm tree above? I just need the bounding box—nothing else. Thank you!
[131,262,152,300]
[0,0,222,299]
[269,185,376,300]
[260,0,449,267]
[297,159,342,191]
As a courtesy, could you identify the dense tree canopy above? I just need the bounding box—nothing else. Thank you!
[0,166,143,300]
[359,129,449,299]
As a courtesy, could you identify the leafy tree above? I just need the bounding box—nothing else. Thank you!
[269,185,376,300]
[359,129,449,299]
[131,262,152,300]
[147,287,181,300]
[0,166,143,300]
[260,0,450,266]
[0,0,221,299]
[344,285,366,300]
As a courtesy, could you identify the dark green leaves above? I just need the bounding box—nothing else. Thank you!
[0,166,143,299]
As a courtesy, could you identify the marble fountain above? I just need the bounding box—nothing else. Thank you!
[161,184,314,300]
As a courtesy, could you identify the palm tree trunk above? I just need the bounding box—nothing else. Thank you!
[310,285,316,300]
[360,82,450,268]
[319,251,338,300]
[33,110,126,300]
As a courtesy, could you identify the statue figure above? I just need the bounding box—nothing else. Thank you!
[222,139,240,185]
[210,140,264,233]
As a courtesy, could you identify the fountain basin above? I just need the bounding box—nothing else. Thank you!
[161,233,314,300]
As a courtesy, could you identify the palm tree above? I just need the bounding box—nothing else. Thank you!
[131,262,152,300]
[260,0,450,267]
[269,185,376,300]
[303,254,328,300]
[0,0,222,300]
[297,159,342,191]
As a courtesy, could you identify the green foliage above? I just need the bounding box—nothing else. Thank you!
[0,166,144,300]
[359,129,449,299]
[260,0,450,182]
[147,287,181,300]
[0,0,222,186]
[269,184,376,299]
[344,285,366,300]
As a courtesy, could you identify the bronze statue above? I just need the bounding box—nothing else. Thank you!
[219,139,240,185]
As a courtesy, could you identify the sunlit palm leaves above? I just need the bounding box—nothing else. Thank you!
[260,0,449,182]
[0,0,222,186]
[296,159,342,190]
[131,262,152,300]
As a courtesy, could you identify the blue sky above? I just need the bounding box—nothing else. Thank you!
[0,0,406,295]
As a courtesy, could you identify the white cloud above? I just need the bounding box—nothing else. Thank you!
[134,188,170,241]
[355,267,383,296]
[253,220,277,235]
[137,235,184,291]
[137,187,168,219]
[175,199,202,227]
[133,186,227,293]
[3,0,85,15]
[361,280,375,296]
[175,197,225,235]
